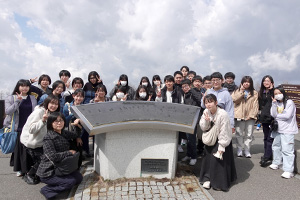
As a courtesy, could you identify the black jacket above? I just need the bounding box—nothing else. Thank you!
[258,88,274,123]
[183,88,202,107]
[161,86,183,103]
[36,130,79,178]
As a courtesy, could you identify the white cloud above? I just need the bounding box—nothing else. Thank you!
[247,44,300,72]
[1,0,300,97]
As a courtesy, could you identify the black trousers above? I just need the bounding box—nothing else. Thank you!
[40,171,82,199]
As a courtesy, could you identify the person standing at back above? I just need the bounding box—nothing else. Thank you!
[258,75,275,167]
[223,72,238,94]
[202,72,235,133]
[109,74,135,100]
[232,76,258,158]
[155,75,184,152]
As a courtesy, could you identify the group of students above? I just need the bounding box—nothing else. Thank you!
[2,67,298,197]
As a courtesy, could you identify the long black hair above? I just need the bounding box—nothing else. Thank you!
[12,79,31,95]
[274,87,288,108]
[240,76,254,96]
[135,85,149,101]
[259,75,274,98]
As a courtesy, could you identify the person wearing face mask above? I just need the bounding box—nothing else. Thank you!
[112,86,128,101]
[109,74,135,100]
[232,76,258,158]
[269,87,298,179]
[135,85,151,101]
[20,95,61,184]
[258,75,275,167]
[138,76,154,100]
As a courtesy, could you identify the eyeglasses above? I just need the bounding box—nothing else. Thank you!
[211,79,221,83]
[53,119,64,124]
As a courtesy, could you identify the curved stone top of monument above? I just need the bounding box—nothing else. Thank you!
[71,101,200,135]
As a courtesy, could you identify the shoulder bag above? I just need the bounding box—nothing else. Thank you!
[202,120,218,146]
[0,96,18,154]
[45,152,80,176]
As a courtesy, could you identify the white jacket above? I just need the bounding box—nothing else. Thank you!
[20,106,47,148]
[200,107,232,152]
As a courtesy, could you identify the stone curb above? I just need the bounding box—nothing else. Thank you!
[67,165,214,200]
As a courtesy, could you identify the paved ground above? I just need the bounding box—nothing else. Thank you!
[1,129,300,199]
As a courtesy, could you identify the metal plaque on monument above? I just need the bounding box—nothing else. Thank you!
[71,101,200,180]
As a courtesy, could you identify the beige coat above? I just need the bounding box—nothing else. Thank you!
[231,89,259,120]
[200,107,232,152]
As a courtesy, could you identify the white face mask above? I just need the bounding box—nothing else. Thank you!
[139,92,147,98]
[120,81,127,86]
[116,92,125,99]
[142,82,148,87]
[275,94,284,101]
[154,81,160,86]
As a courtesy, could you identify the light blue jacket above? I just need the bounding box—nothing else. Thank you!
[201,87,235,128]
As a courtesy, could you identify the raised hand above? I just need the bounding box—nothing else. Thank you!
[42,109,48,122]
[16,92,22,100]
[204,112,210,121]
[30,77,38,83]
[66,80,71,88]
[122,94,128,101]
[97,76,102,83]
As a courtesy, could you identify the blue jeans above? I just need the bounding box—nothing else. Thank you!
[271,132,295,173]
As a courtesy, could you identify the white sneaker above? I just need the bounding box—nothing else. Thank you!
[244,150,251,158]
[203,181,211,189]
[189,159,197,166]
[16,171,22,177]
[181,156,191,162]
[178,145,184,153]
[269,164,279,170]
[281,172,294,179]
[237,148,243,157]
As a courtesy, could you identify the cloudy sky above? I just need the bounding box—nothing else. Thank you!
[1,0,300,96]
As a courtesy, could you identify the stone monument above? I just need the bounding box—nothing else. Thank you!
[71,101,200,180]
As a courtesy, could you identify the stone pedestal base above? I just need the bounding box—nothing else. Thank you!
[94,129,178,180]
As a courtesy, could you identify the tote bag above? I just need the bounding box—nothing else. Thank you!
[0,112,18,154]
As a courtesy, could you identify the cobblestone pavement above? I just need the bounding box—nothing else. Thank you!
[67,166,213,200]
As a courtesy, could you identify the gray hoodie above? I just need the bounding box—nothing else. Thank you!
[201,87,235,128]
[270,99,298,134]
